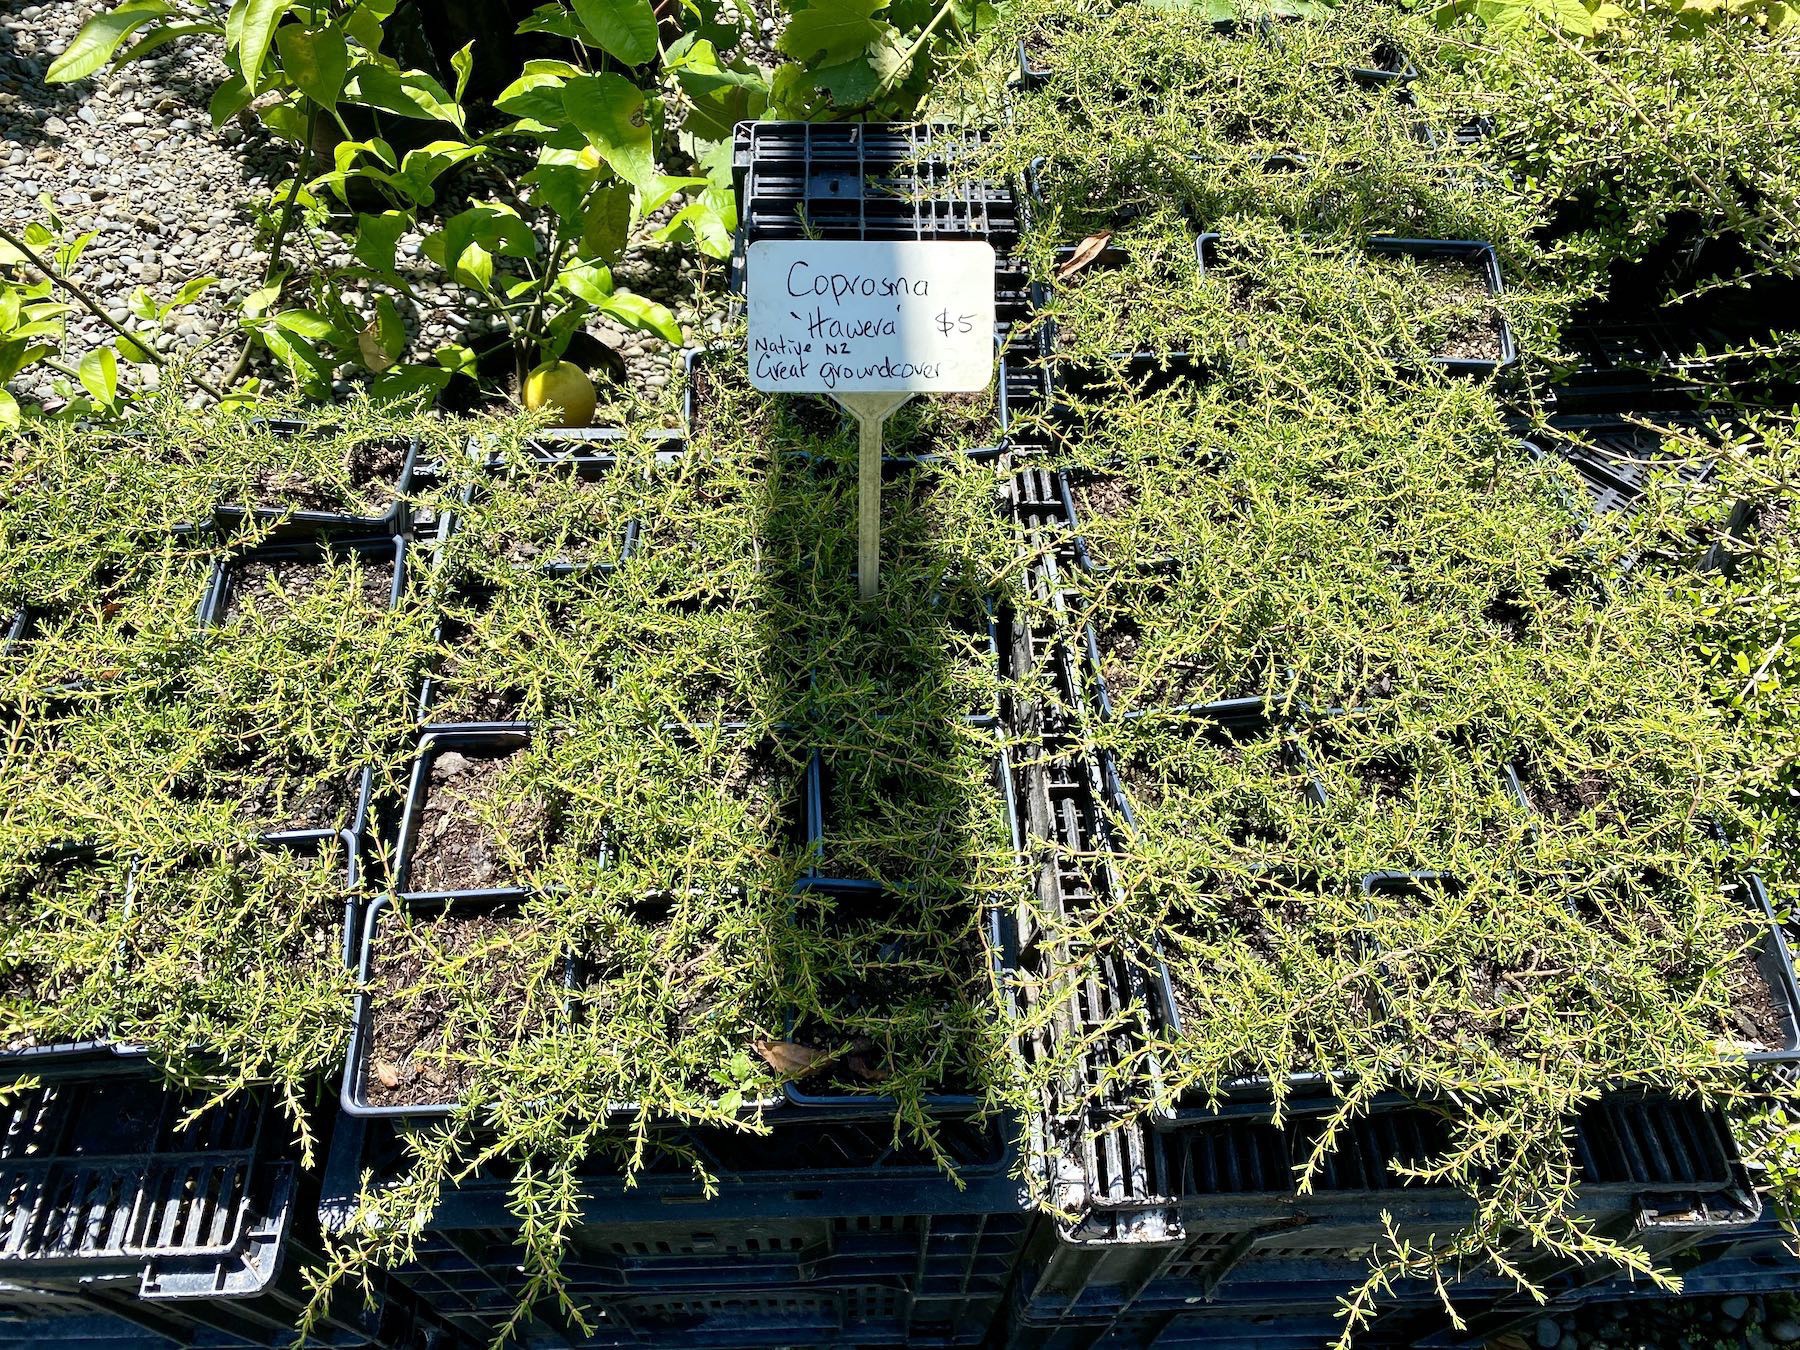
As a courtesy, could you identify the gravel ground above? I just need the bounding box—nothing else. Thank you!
[1492,1292,1800,1349]
[0,0,727,413]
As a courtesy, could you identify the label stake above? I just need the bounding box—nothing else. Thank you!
[834,391,912,600]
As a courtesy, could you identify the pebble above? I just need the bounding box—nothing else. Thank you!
[1536,1315,1563,1348]
[1727,1296,1753,1320]
[1774,1320,1800,1343]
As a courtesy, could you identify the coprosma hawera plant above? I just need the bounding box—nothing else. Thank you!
[5,1,1800,1346]
[953,0,1800,1337]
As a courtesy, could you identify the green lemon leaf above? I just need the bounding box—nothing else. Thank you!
[236,0,295,90]
[777,0,887,66]
[346,62,467,129]
[275,24,347,107]
[77,346,118,407]
[571,0,659,64]
[353,210,410,274]
[210,72,253,126]
[557,260,614,305]
[562,73,655,190]
[496,66,571,122]
[579,184,633,264]
[47,2,169,82]
[594,288,682,344]
[370,364,450,405]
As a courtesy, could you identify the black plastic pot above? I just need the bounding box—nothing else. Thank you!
[389,723,538,902]
[783,748,1022,1115]
[1361,869,1800,1068]
[997,351,1054,452]
[1053,469,1137,578]
[1348,40,1418,88]
[0,1072,302,1302]
[441,442,643,583]
[1081,620,1281,723]
[212,421,422,536]
[200,528,408,630]
[316,1108,1025,1350]
[0,846,149,1078]
[1367,237,1518,377]
[1739,875,1800,1066]
[781,871,1017,1118]
[1051,350,1207,409]
[801,731,1017,884]
[1011,1091,1755,1337]
[1015,39,1051,89]
[339,889,574,1119]
[240,762,376,858]
[1097,698,1326,838]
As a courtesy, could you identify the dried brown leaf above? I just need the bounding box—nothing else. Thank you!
[374,1060,400,1089]
[846,1041,890,1083]
[1057,231,1113,280]
[755,1038,829,1078]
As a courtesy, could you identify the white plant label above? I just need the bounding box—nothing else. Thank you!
[746,240,996,393]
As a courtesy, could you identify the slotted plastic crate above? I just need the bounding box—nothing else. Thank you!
[210,424,420,536]
[736,123,1018,248]
[0,1078,276,1277]
[382,1211,1028,1345]
[1533,411,1739,531]
[0,1074,466,1350]
[320,1103,1029,1348]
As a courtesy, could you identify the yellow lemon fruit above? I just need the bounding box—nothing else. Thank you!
[522,360,597,428]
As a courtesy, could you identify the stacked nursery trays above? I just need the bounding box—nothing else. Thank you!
[986,23,1798,1348]
[0,422,462,1348]
[0,1071,450,1350]
[318,122,1038,1349]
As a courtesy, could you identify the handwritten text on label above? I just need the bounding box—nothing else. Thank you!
[745,240,996,393]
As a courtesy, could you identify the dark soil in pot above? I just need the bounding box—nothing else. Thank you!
[1355,748,1418,802]
[224,557,396,624]
[487,473,629,570]
[1724,947,1788,1051]
[1412,258,1506,363]
[408,745,558,892]
[244,436,409,515]
[1070,474,1138,567]
[1074,475,1138,525]
[0,858,117,1050]
[431,650,530,725]
[230,759,361,834]
[1484,589,1530,640]
[1097,614,1224,709]
[362,904,546,1108]
[1417,957,1530,1053]
[1514,762,1621,827]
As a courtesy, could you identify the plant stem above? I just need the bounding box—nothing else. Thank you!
[225,110,319,387]
[0,222,227,402]
[870,0,960,102]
